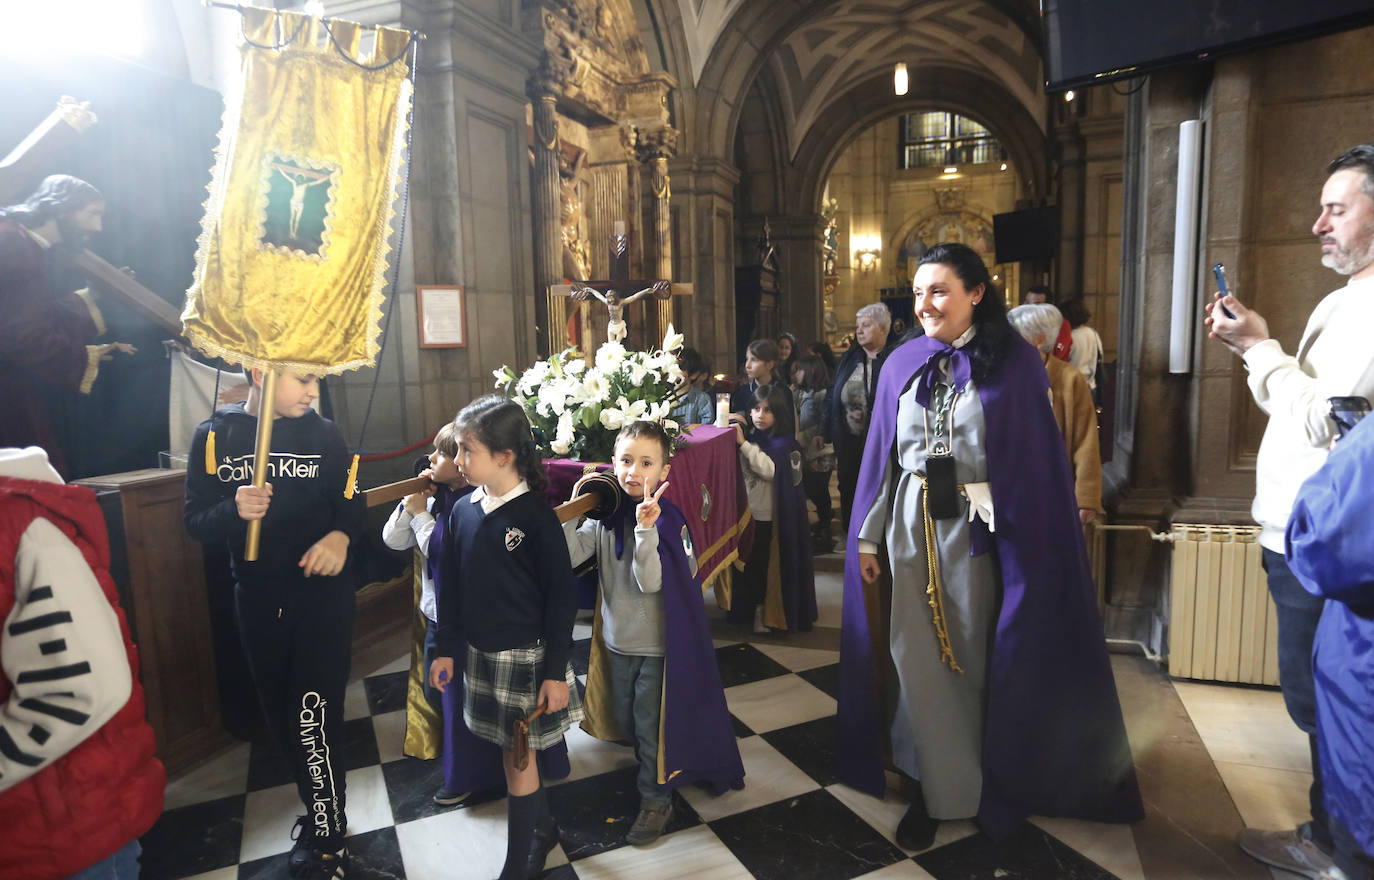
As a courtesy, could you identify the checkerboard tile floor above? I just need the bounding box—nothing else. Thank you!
[142,605,1147,880]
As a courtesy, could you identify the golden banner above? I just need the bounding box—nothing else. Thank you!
[181,8,413,374]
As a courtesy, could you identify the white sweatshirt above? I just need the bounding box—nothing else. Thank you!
[1246,276,1374,551]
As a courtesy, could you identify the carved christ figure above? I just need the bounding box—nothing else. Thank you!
[272,163,330,241]
[571,280,671,343]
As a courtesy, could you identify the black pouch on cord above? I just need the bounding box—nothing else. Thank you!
[924,453,961,520]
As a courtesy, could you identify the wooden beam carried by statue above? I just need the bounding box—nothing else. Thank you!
[550,219,691,349]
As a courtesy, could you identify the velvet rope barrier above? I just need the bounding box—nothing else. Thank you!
[358,429,439,462]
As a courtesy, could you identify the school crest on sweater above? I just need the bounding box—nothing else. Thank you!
[504,527,525,551]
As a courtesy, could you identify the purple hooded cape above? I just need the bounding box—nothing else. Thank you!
[430,485,570,790]
[654,498,746,792]
[835,332,1142,838]
[757,433,818,631]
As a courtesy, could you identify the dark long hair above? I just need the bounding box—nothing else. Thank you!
[452,395,548,493]
[751,384,795,438]
[792,354,829,392]
[916,242,1013,384]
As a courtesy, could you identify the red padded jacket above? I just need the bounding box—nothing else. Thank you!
[0,475,164,879]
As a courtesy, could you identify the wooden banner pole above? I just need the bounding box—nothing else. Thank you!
[244,368,278,561]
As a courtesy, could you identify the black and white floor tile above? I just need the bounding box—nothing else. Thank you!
[142,576,1148,880]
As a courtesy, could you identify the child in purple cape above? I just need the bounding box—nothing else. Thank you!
[730,384,818,634]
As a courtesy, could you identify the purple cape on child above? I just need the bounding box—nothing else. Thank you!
[836,332,1143,839]
[754,433,818,631]
[584,498,745,793]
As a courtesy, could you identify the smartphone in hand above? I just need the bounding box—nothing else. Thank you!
[1212,264,1237,319]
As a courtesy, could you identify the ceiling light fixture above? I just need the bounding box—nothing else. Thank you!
[894,62,908,96]
[943,166,958,175]
[1064,89,1076,103]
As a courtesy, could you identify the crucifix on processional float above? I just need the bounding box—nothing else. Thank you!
[550,219,691,352]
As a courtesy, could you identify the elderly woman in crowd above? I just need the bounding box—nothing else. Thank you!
[821,302,894,530]
[1007,303,1103,524]
[836,243,1142,850]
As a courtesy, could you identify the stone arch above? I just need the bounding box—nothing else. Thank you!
[787,67,1049,216]
[641,0,1043,162]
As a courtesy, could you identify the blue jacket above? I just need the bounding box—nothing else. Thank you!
[1286,415,1374,857]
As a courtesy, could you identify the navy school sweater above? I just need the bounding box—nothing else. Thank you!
[435,491,577,678]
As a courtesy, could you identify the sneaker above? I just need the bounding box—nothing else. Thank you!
[292,843,349,880]
[625,802,672,847]
[433,785,470,807]
[288,816,311,873]
[1237,826,1343,879]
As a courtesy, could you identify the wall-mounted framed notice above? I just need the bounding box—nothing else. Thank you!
[416,284,466,348]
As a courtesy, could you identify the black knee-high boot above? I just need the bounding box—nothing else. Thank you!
[526,785,558,877]
[499,790,541,880]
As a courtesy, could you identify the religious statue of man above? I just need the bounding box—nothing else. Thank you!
[558,149,590,282]
[0,175,137,476]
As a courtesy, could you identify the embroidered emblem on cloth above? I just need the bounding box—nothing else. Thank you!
[505,527,526,551]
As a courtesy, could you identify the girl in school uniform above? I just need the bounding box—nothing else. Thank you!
[729,384,818,634]
[429,396,582,880]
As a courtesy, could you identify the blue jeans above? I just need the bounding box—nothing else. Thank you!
[1262,548,1332,851]
[606,651,669,808]
[68,840,141,880]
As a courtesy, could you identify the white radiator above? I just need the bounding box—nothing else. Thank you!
[1166,524,1279,685]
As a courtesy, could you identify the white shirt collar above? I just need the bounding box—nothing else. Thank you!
[951,324,977,348]
[470,479,529,514]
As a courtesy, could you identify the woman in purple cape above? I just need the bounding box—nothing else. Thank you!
[838,243,1142,850]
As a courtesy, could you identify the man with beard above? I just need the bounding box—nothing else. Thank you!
[0,175,137,476]
[1207,143,1374,880]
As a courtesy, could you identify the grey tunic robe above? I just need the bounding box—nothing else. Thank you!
[858,379,999,819]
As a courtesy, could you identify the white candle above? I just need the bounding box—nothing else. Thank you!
[715,394,730,428]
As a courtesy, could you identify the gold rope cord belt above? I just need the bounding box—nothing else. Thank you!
[918,473,964,673]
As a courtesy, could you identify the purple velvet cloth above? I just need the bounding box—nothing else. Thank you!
[835,332,1142,838]
[655,498,746,793]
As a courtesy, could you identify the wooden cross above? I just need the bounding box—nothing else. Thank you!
[550,220,691,345]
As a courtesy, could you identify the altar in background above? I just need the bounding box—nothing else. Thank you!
[542,424,751,604]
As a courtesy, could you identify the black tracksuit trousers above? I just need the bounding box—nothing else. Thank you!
[235,578,355,844]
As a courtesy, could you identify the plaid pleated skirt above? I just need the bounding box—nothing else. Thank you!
[464,640,584,750]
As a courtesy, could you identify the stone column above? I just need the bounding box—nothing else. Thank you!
[529,82,563,356]
[668,156,740,371]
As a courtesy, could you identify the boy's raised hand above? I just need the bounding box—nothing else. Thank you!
[235,483,273,521]
[636,478,670,529]
[300,529,350,577]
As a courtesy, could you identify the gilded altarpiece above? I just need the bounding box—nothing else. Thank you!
[523,0,680,356]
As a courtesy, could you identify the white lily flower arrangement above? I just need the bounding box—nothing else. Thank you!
[493,324,687,462]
